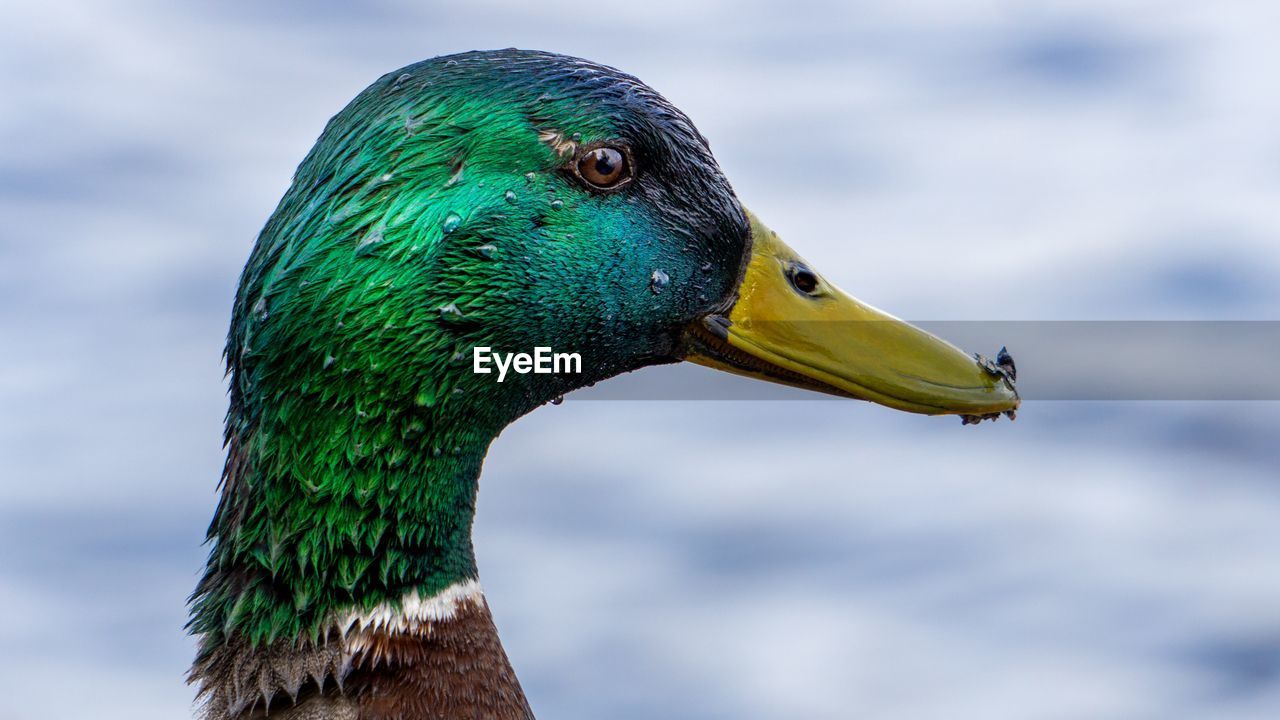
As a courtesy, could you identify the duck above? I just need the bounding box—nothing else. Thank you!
[188,48,1019,720]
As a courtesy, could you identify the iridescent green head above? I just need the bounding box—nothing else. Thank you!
[194,50,752,648]
[229,50,750,438]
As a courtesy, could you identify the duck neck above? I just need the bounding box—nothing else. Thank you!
[190,403,532,719]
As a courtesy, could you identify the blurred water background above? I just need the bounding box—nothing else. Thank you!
[2,2,1279,718]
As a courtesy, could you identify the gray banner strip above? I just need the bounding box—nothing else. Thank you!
[569,321,1280,401]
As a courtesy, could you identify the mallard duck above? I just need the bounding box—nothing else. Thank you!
[189,49,1019,720]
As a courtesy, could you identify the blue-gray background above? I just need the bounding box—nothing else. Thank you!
[2,2,1278,718]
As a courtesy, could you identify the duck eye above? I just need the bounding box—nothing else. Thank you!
[575,147,630,190]
[787,263,821,295]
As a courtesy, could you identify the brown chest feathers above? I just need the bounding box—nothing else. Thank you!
[192,595,534,720]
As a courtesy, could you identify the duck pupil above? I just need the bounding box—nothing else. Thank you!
[594,151,615,175]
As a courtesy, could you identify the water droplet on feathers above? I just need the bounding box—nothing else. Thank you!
[438,302,464,322]
[650,269,670,294]
[504,191,517,204]
[550,199,563,210]
[442,213,461,234]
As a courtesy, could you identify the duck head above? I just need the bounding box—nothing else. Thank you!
[193,49,1018,718]
[228,50,1017,438]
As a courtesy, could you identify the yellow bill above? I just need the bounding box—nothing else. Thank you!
[682,209,1020,421]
